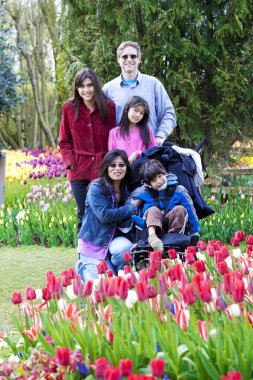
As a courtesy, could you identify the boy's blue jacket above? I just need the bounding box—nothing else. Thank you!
[132,175,200,233]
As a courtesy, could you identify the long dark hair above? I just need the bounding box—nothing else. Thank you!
[98,149,131,203]
[118,96,150,146]
[71,68,108,121]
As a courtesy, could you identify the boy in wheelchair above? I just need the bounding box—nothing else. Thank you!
[130,159,200,254]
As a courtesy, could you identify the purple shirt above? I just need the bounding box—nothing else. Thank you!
[108,126,157,157]
[77,238,108,260]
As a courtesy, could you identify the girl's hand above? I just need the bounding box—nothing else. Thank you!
[128,152,138,164]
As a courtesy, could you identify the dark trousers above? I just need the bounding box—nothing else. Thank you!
[70,180,90,232]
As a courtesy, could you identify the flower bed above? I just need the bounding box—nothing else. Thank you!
[0,233,252,379]
[6,148,66,183]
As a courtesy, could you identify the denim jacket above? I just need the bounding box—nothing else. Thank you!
[78,180,138,248]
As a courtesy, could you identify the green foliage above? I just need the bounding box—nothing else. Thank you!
[64,0,253,163]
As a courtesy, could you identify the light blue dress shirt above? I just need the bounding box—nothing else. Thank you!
[103,72,177,139]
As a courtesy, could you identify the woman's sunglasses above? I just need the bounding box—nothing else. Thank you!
[108,163,126,168]
[121,54,138,60]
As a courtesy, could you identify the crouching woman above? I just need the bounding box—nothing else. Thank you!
[76,149,138,281]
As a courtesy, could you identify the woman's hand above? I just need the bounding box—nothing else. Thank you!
[128,152,138,164]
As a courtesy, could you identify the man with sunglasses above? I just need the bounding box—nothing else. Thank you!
[103,41,177,146]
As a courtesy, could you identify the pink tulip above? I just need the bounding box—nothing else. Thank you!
[246,235,253,245]
[11,292,22,304]
[197,320,208,340]
[25,287,36,300]
[150,358,165,377]
[197,241,207,251]
[176,308,190,331]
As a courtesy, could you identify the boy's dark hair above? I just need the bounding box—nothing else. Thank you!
[140,159,166,184]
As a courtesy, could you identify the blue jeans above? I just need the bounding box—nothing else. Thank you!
[75,236,133,282]
[70,180,90,231]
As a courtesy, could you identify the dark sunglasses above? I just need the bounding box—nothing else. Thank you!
[121,54,138,60]
[108,163,126,168]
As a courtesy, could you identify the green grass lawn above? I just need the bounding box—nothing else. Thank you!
[0,246,76,333]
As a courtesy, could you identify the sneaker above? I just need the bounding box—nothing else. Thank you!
[148,233,164,252]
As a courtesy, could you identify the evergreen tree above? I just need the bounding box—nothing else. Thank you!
[64,0,253,162]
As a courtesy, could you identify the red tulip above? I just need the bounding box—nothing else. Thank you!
[138,269,148,285]
[73,274,84,298]
[168,263,183,281]
[197,241,207,251]
[168,249,177,259]
[185,250,196,264]
[25,287,36,300]
[60,275,71,287]
[231,237,240,247]
[223,273,232,293]
[221,245,230,257]
[147,285,157,298]
[194,260,206,272]
[197,320,208,340]
[114,276,123,296]
[179,284,196,305]
[56,347,71,366]
[246,245,253,257]
[119,359,133,376]
[215,251,227,263]
[149,251,162,261]
[107,269,114,278]
[61,268,75,279]
[136,282,148,301]
[123,252,132,262]
[207,245,215,257]
[246,235,253,245]
[217,261,230,275]
[94,290,106,303]
[193,274,212,302]
[11,292,22,305]
[158,273,167,295]
[150,358,165,377]
[128,375,156,380]
[105,366,120,380]
[83,280,93,296]
[42,287,51,301]
[231,280,244,303]
[150,259,161,271]
[124,265,132,274]
[147,267,156,279]
[118,279,128,300]
[235,230,245,242]
[94,357,109,378]
[97,260,108,274]
[221,371,242,380]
